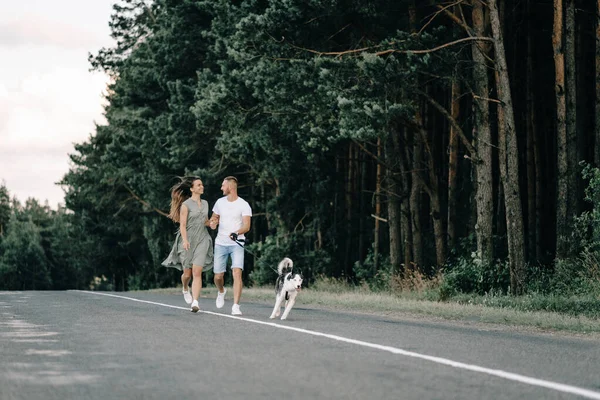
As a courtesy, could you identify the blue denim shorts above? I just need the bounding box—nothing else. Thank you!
[213,244,245,273]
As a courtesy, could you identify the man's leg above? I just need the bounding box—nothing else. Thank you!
[213,245,228,308]
[230,246,245,314]
[232,268,243,305]
[213,244,227,292]
[214,273,225,292]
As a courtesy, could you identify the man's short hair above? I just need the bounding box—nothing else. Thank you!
[224,176,238,189]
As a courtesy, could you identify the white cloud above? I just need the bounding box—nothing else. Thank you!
[0,13,107,50]
[0,0,116,209]
[0,60,108,151]
[0,62,109,206]
[0,151,71,208]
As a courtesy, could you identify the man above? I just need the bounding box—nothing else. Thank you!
[209,176,252,315]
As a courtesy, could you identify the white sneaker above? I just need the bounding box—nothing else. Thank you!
[182,290,192,305]
[191,300,200,313]
[216,289,226,309]
[231,304,242,316]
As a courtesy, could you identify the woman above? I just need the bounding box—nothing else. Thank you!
[162,176,213,312]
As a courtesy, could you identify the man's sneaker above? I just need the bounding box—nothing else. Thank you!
[191,300,200,313]
[182,290,192,305]
[216,289,226,309]
[231,304,242,316]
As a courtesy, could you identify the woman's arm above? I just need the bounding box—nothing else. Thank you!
[204,205,212,227]
[180,204,190,250]
[209,213,220,230]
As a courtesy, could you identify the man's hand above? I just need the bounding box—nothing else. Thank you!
[229,232,238,241]
[209,217,218,230]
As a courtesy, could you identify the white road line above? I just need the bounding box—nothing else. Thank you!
[72,290,600,400]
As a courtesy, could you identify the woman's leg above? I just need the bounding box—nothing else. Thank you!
[191,265,203,301]
[181,268,192,292]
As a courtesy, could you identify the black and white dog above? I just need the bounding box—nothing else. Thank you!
[269,257,303,320]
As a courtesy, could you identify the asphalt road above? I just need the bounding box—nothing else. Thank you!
[1,290,599,400]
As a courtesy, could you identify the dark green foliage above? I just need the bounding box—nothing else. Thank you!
[440,255,511,298]
[52,0,531,290]
[447,292,600,319]
[0,214,51,290]
[0,184,9,238]
[1,0,597,300]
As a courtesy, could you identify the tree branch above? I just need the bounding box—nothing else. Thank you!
[374,37,493,56]
[435,3,474,36]
[352,139,390,169]
[123,184,169,217]
[286,37,493,58]
[419,0,469,36]
[416,89,479,161]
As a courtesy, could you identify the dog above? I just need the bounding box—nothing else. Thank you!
[269,257,303,320]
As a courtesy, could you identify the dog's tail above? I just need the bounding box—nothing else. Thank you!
[277,257,293,275]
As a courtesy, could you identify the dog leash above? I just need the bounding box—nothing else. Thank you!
[229,233,279,274]
[229,233,256,256]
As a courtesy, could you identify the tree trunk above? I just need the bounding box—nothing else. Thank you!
[526,0,539,263]
[400,132,413,271]
[489,0,527,295]
[410,130,423,270]
[447,79,460,251]
[429,176,446,267]
[421,124,447,267]
[408,0,422,271]
[385,130,403,272]
[344,144,356,277]
[596,0,600,166]
[373,138,382,273]
[358,149,367,263]
[565,0,578,237]
[472,0,494,265]
[554,0,569,258]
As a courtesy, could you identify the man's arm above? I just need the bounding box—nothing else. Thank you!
[236,215,251,235]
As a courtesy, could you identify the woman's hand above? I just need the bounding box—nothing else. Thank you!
[183,239,190,251]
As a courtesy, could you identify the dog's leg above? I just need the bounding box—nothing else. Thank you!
[274,294,283,317]
[280,292,297,320]
[269,293,285,319]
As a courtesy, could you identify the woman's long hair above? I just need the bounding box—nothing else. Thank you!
[168,176,201,223]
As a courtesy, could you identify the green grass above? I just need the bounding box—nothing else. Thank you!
[142,283,600,337]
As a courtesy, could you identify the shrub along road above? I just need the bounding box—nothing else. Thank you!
[1,291,599,400]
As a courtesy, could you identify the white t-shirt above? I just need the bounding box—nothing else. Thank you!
[212,196,252,246]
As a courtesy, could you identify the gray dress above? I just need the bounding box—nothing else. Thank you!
[162,198,213,271]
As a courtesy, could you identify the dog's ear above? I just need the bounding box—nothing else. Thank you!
[286,274,293,281]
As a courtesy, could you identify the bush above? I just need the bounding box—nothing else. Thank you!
[557,163,600,296]
[439,251,510,298]
[449,291,600,319]
[247,234,332,286]
[352,248,392,290]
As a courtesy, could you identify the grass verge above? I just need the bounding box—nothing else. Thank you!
[142,285,600,337]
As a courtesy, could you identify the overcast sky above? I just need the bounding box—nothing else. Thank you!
[0,0,116,208]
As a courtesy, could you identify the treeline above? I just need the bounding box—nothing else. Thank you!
[2,0,600,296]
[0,187,95,290]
